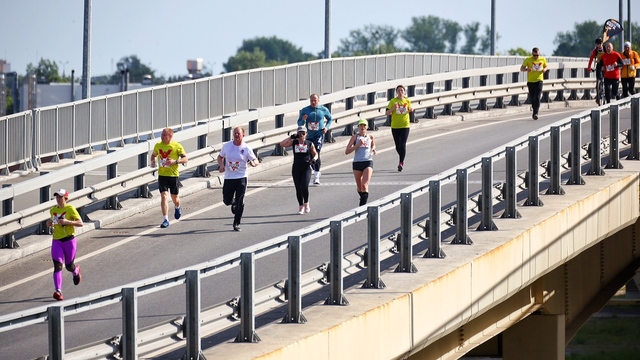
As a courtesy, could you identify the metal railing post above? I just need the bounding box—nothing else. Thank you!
[493,74,505,108]
[325,221,349,305]
[283,235,307,322]
[343,95,355,135]
[606,104,623,169]
[581,68,594,100]
[587,109,605,175]
[425,180,446,258]
[567,118,586,185]
[36,172,52,235]
[273,113,286,156]
[523,136,544,206]
[423,83,437,119]
[323,102,335,143]
[541,70,552,103]
[235,252,260,342]
[395,193,417,272]
[222,115,231,143]
[47,306,64,360]
[103,150,122,209]
[2,184,17,248]
[122,287,138,360]
[452,169,472,244]
[133,153,151,198]
[73,161,91,220]
[554,68,565,101]
[501,147,523,218]
[385,88,394,125]
[546,127,566,194]
[408,85,418,123]
[458,77,472,113]
[568,68,579,100]
[509,72,521,106]
[248,109,258,135]
[184,270,206,359]
[440,80,454,116]
[628,97,640,160]
[365,92,378,130]
[477,157,498,230]
[476,75,488,110]
[194,121,210,178]
[363,206,386,289]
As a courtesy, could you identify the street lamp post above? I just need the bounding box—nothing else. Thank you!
[117,61,129,92]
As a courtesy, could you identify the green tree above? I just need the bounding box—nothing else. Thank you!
[236,36,315,64]
[108,55,156,84]
[477,25,497,55]
[335,24,402,56]
[552,20,601,57]
[460,22,481,54]
[402,16,465,53]
[507,48,529,56]
[223,48,287,72]
[25,58,61,83]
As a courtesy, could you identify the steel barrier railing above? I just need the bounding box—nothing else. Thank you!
[0,86,638,358]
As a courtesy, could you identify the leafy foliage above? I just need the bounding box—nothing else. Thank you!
[224,36,314,72]
[25,58,61,83]
[107,55,156,84]
[336,24,402,56]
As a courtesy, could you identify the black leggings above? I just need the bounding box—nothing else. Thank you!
[527,81,543,115]
[222,177,247,225]
[604,78,620,104]
[292,166,311,205]
[391,128,410,163]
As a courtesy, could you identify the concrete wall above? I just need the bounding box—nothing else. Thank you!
[202,161,640,359]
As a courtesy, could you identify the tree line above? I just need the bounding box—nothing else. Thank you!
[4,17,639,115]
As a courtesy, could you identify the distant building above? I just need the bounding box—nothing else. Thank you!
[0,59,10,73]
[19,82,153,111]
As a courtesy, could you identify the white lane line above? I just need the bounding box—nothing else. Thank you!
[0,115,537,292]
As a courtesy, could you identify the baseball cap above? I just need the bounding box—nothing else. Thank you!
[54,189,69,198]
[595,37,603,45]
[624,41,631,48]
[296,126,307,133]
[357,119,368,126]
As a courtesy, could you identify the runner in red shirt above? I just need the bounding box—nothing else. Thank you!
[597,42,624,104]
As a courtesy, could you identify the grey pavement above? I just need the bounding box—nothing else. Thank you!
[0,100,596,266]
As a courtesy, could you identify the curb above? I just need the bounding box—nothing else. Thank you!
[0,100,595,265]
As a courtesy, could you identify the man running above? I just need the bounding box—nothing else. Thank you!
[151,128,188,228]
[297,94,333,185]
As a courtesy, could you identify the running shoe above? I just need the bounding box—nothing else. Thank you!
[233,223,241,232]
[174,207,182,220]
[73,266,82,286]
[532,114,538,120]
[314,172,321,185]
[53,291,63,301]
[397,163,403,172]
[160,219,170,228]
[304,204,310,213]
[298,206,304,215]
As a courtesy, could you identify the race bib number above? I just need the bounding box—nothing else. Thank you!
[623,59,631,65]
[395,104,407,114]
[227,161,240,171]
[159,157,169,167]
[360,137,371,148]
[294,143,309,153]
[308,122,320,131]
[606,64,616,72]
[532,63,543,71]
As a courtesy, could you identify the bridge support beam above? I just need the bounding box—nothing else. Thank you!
[503,314,565,360]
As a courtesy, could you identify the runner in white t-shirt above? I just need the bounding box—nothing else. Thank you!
[217,127,259,231]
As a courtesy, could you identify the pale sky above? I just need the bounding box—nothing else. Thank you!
[1,1,638,78]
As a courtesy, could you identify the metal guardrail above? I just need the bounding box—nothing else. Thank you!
[0,53,587,175]
[0,61,596,248]
[1,87,637,359]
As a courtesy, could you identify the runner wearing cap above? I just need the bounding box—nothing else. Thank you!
[345,119,377,206]
[620,41,640,98]
[280,125,318,214]
[46,189,84,301]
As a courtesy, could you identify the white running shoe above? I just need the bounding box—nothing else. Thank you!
[314,171,321,184]
[304,203,310,213]
[298,205,305,215]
